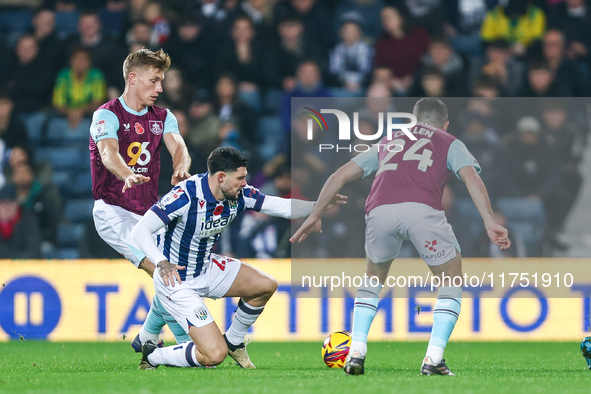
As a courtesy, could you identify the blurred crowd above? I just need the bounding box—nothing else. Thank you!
[0,0,589,259]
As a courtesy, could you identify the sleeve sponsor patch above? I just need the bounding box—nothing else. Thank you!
[94,120,107,138]
[156,185,186,211]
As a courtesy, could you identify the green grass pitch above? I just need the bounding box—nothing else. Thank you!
[0,341,589,393]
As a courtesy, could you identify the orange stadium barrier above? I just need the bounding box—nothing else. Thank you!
[0,259,589,342]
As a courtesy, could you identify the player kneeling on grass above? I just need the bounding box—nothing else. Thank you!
[132,147,345,369]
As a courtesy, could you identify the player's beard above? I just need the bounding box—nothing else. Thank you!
[221,184,241,201]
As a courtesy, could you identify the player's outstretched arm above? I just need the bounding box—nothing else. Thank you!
[290,161,363,243]
[97,138,150,192]
[259,194,347,219]
[459,166,511,250]
[131,210,185,287]
[163,132,191,185]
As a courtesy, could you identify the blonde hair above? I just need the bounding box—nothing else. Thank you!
[122,48,171,82]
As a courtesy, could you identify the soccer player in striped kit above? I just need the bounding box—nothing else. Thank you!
[291,98,511,375]
[132,147,345,369]
[90,48,192,349]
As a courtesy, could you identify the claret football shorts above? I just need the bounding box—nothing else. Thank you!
[364,202,460,266]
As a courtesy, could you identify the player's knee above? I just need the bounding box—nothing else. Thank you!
[203,347,227,366]
[264,276,278,296]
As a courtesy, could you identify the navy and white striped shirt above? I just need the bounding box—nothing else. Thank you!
[149,173,265,280]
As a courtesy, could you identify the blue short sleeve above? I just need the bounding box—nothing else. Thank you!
[90,109,119,142]
[447,139,481,180]
[164,109,180,135]
[351,144,379,178]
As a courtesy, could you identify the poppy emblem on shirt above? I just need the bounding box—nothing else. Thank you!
[134,122,145,134]
[213,205,224,216]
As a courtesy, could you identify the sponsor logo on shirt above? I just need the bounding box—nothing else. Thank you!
[156,186,185,210]
[123,123,130,131]
[94,120,107,137]
[199,213,236,237]
[150,120,164,135]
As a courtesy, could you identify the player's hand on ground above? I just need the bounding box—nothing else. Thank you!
[290,217,322,244]
[325,194,347,211]
[157,260,186,287]
[122,174,150,193]
[486,223,511,250]
[171,169,191,185]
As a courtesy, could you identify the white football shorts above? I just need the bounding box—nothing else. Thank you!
[93,199,163,267]
[364,202,460,266]
[153,253,241,333]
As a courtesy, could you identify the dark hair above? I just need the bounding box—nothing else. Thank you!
[413,97,448,128]
[207,147,248,174]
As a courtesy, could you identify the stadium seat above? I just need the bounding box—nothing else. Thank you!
[35,147,82,172]
[55,10,80,40]
[46,117,91,146]
[497,197,546,256]
[263,89,283,115]
[257,116,284,161]
[52,170,72,196]
[69,172,93,198]
[238,90,261,112]
[46,248,81,259]
[57,223,85,248]
[18,112,47,147]
[0,10,33,46]
[64,198,95,223]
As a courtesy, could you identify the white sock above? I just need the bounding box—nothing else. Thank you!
[226,298,264,347]
[349,340,367,358]
[425,345,445,364]
[139,326,159,344]
[148,342,202,367]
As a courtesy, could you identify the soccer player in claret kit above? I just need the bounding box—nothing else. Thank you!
[131,147,345,369]
[291,98,511,375]
[90,48,193,349]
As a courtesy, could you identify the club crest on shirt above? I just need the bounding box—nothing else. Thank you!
[194,307,208,321]
[134,122,145,134]
[229,200,238,209]
[150,120,164,135]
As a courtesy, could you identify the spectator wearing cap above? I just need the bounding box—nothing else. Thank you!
[333,0,385,42]
[0,183,42,259]
[328,12,373,93]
